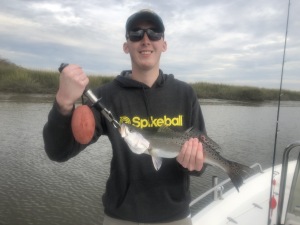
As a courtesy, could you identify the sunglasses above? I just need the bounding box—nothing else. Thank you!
[127,28,164,42]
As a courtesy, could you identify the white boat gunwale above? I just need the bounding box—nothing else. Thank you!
[191,141,300,225]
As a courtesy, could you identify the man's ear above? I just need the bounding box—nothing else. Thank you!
[123,42,129,54]
[162,41,167,52]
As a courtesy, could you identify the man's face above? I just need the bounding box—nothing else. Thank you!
[123,21,167,71]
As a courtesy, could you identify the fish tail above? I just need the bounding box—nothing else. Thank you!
[227,161,253,192]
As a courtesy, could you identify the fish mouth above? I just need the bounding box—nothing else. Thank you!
[119,124,128,138]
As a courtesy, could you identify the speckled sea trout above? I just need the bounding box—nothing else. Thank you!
[119,123,253,191]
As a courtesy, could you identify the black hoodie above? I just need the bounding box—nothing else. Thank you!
[43,70,206,223]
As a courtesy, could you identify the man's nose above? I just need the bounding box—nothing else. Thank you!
[141,32,150,43]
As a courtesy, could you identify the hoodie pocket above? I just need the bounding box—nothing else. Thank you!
[130,177,191,222]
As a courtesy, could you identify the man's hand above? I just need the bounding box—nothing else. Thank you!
[56,64,89,115]
[176,138,204,171]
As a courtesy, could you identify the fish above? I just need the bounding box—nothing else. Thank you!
[119,123,253,191]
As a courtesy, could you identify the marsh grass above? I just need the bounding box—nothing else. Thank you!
[0,59,115,94]
[191,82,300,101]
[0,67,59,93]
[1,59,299,101]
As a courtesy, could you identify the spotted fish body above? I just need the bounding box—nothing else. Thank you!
[119,124,253,191]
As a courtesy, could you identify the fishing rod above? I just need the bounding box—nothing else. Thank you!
[58,63,121,129]
[268,0,291,224]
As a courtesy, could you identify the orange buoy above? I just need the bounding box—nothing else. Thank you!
[71,105,95,144]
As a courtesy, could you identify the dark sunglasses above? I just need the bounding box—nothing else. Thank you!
[127,28,164,42]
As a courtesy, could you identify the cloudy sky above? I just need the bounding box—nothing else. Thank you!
[1,0,299,90]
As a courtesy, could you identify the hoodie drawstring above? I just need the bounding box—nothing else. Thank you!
[141,86,152,124]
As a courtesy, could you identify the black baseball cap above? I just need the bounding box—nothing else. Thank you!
[125,9,165,34]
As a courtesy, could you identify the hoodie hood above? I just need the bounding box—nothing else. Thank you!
[113,69,175,125]
[114,69,174,89]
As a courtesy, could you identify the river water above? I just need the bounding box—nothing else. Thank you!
[0,94,299,225]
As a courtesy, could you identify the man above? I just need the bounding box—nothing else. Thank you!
[43,9,206,225]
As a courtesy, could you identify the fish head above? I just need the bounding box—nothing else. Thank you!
[119,123,150,155]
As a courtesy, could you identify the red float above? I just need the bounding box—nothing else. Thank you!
[71,105,95,144]
[270,196,277,209]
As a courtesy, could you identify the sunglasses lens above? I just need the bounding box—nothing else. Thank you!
[128,30,144,42]
[128,29,163,42]
[146,29,163,41]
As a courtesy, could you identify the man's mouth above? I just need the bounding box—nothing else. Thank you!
[140,50,153,55]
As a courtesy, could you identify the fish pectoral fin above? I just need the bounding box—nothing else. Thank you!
[152,156,162,171]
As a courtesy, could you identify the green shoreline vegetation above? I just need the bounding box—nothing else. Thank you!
[1,58,300,101]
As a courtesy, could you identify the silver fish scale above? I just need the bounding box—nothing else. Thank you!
[163,127,228,168]
[133,125,226,168]
[180,129,222,154]
[185,130,229,169]
[158,126,222,154]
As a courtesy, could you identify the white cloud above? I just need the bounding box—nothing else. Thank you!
[29,2,77,19]
[0,0,299,90]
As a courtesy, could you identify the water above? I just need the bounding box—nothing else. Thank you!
[0,94,299,225]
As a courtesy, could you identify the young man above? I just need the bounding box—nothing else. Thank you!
[43,9,206,225]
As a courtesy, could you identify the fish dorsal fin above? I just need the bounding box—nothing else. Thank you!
[158,125,193,134]
[157,125,173,133]
[157,125,187,141]
[156,125,178,137]
[185,127,194,133]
